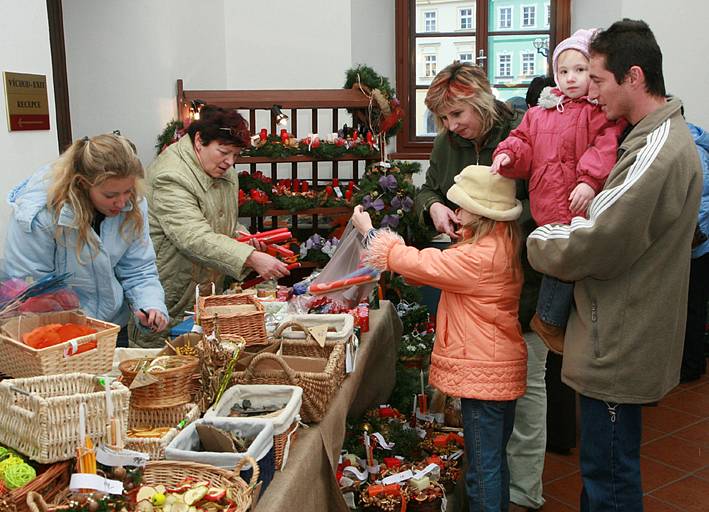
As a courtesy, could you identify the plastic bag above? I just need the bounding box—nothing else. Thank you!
[308,221,379,307]
[0,268,80,319]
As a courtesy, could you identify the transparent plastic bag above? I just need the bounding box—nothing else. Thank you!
[308,221,378,308]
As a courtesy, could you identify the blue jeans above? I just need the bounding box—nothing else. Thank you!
[579,395,643,511]
[536,275,574,327]
[461,398,517,512]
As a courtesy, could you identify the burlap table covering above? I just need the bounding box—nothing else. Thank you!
[253,301,402,511]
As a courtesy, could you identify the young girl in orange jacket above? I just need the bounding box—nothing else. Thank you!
[352,165,527,511]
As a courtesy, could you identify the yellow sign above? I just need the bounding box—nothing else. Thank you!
[3,71,50,131]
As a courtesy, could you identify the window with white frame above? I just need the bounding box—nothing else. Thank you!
[459,7,473,30]
[546,4,551,27]
[521,52,535,76]
[424,11,437,32]
[522,5,536,27]
[498,7,512,29]
[424,55,437,77]
[498,54,512,77]
[458,52,474,64]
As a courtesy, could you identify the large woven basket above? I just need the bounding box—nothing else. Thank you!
[197,294,267,345]
[272,320,354,359]
[124,402,201,460]
[0,311,119,378]
[0,460,71,512]
[0,373,130,464]
[25,456,259,512]
[234,340,345,423]
[119,356,199,409]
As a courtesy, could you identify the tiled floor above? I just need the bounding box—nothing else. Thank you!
[541,371,709,511]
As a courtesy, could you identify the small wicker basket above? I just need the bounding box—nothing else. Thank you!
[25,455,259,512]
[197,294,267,345]
[233,335,346,423]
[0,373,130,464]
[124,402,201,460]
[119,355,199,409]
[0,311,119,378]
[0,460,71,512]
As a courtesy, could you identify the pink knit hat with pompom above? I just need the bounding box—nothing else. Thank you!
[552,28,597,86]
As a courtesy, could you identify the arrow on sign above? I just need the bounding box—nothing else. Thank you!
[18,119,45,128]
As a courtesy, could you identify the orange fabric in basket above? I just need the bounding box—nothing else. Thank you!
[22,323,98,350]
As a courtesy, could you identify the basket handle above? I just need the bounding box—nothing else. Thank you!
[273,320,312,338]
[26,491,50,512]
[233,454,260,487]
[244,352,297,384]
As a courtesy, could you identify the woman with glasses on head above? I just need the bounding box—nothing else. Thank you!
[131,105,289,348]
[414,62,524,238]
[4,133,169,347]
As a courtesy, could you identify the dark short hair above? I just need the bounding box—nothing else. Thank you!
[186,105,250,147]
[526,76,555,107]
[589,19,666,97]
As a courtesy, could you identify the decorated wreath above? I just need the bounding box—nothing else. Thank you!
[344,65,404,142]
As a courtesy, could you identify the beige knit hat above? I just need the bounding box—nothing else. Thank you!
[446,165,522,221]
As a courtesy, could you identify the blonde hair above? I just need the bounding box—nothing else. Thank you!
[47,133,144,258]
[454,215,522,279]
[425,62,508,139]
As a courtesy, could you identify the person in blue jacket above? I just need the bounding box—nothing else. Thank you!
[4,133,169,347]
[681,123,709,381]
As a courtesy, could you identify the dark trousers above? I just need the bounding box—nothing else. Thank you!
[579,395,643,512]
[546,352,576,452]
[116,325,129,348]
[681,252,709,380]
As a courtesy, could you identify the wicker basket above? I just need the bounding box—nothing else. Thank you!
[234,340,345,423]
[124,402,201,460]
[0,373,130,464]
[197,294,267,345]
[25,456,259,512]
[119,356,199,409]
[0,460,70,512]
[0,311,119,378]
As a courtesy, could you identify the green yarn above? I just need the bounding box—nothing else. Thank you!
[4,462,36,489]
[0,455,23,479]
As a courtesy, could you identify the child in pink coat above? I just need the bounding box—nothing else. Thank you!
[352,165,527,511]
[491,28,627,354]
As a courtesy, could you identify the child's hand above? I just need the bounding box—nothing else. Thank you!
[490,153,511,174]
[569,182,595,214]
[352,205,374,236]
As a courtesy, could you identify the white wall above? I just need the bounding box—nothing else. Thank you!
[63,0,228,165]
[0,0,59,256]
[572,0,709,128]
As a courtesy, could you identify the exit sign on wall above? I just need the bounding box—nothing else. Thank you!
[3,71,50,131]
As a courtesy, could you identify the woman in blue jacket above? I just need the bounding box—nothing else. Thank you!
[4,133,168,347]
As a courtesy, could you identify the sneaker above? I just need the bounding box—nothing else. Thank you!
[531,313,565,354]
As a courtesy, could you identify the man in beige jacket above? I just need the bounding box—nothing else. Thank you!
[527,20,702,511]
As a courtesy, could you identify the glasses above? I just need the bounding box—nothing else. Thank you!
[219,127,242,137]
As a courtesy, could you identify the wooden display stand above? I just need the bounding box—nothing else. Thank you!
[176,80,379,234]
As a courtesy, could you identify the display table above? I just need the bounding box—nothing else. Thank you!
[253,301,402,511]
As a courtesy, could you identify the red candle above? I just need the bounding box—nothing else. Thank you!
[332,178,339,188]
[292,178,300,192]
[259,128,268,141]
[280,129,289,142]
[348,181,355,191]
[301,181,309,192]
[345,189,353,201]
[352,130,359,141]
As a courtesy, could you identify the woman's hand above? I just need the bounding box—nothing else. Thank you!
[429,202,459,239]
[247,237,269,252]
[245,251,291,280]
[352,205,373,236]
[490,153,511,174]
[569,182,595,214]
[135,309,169,332]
